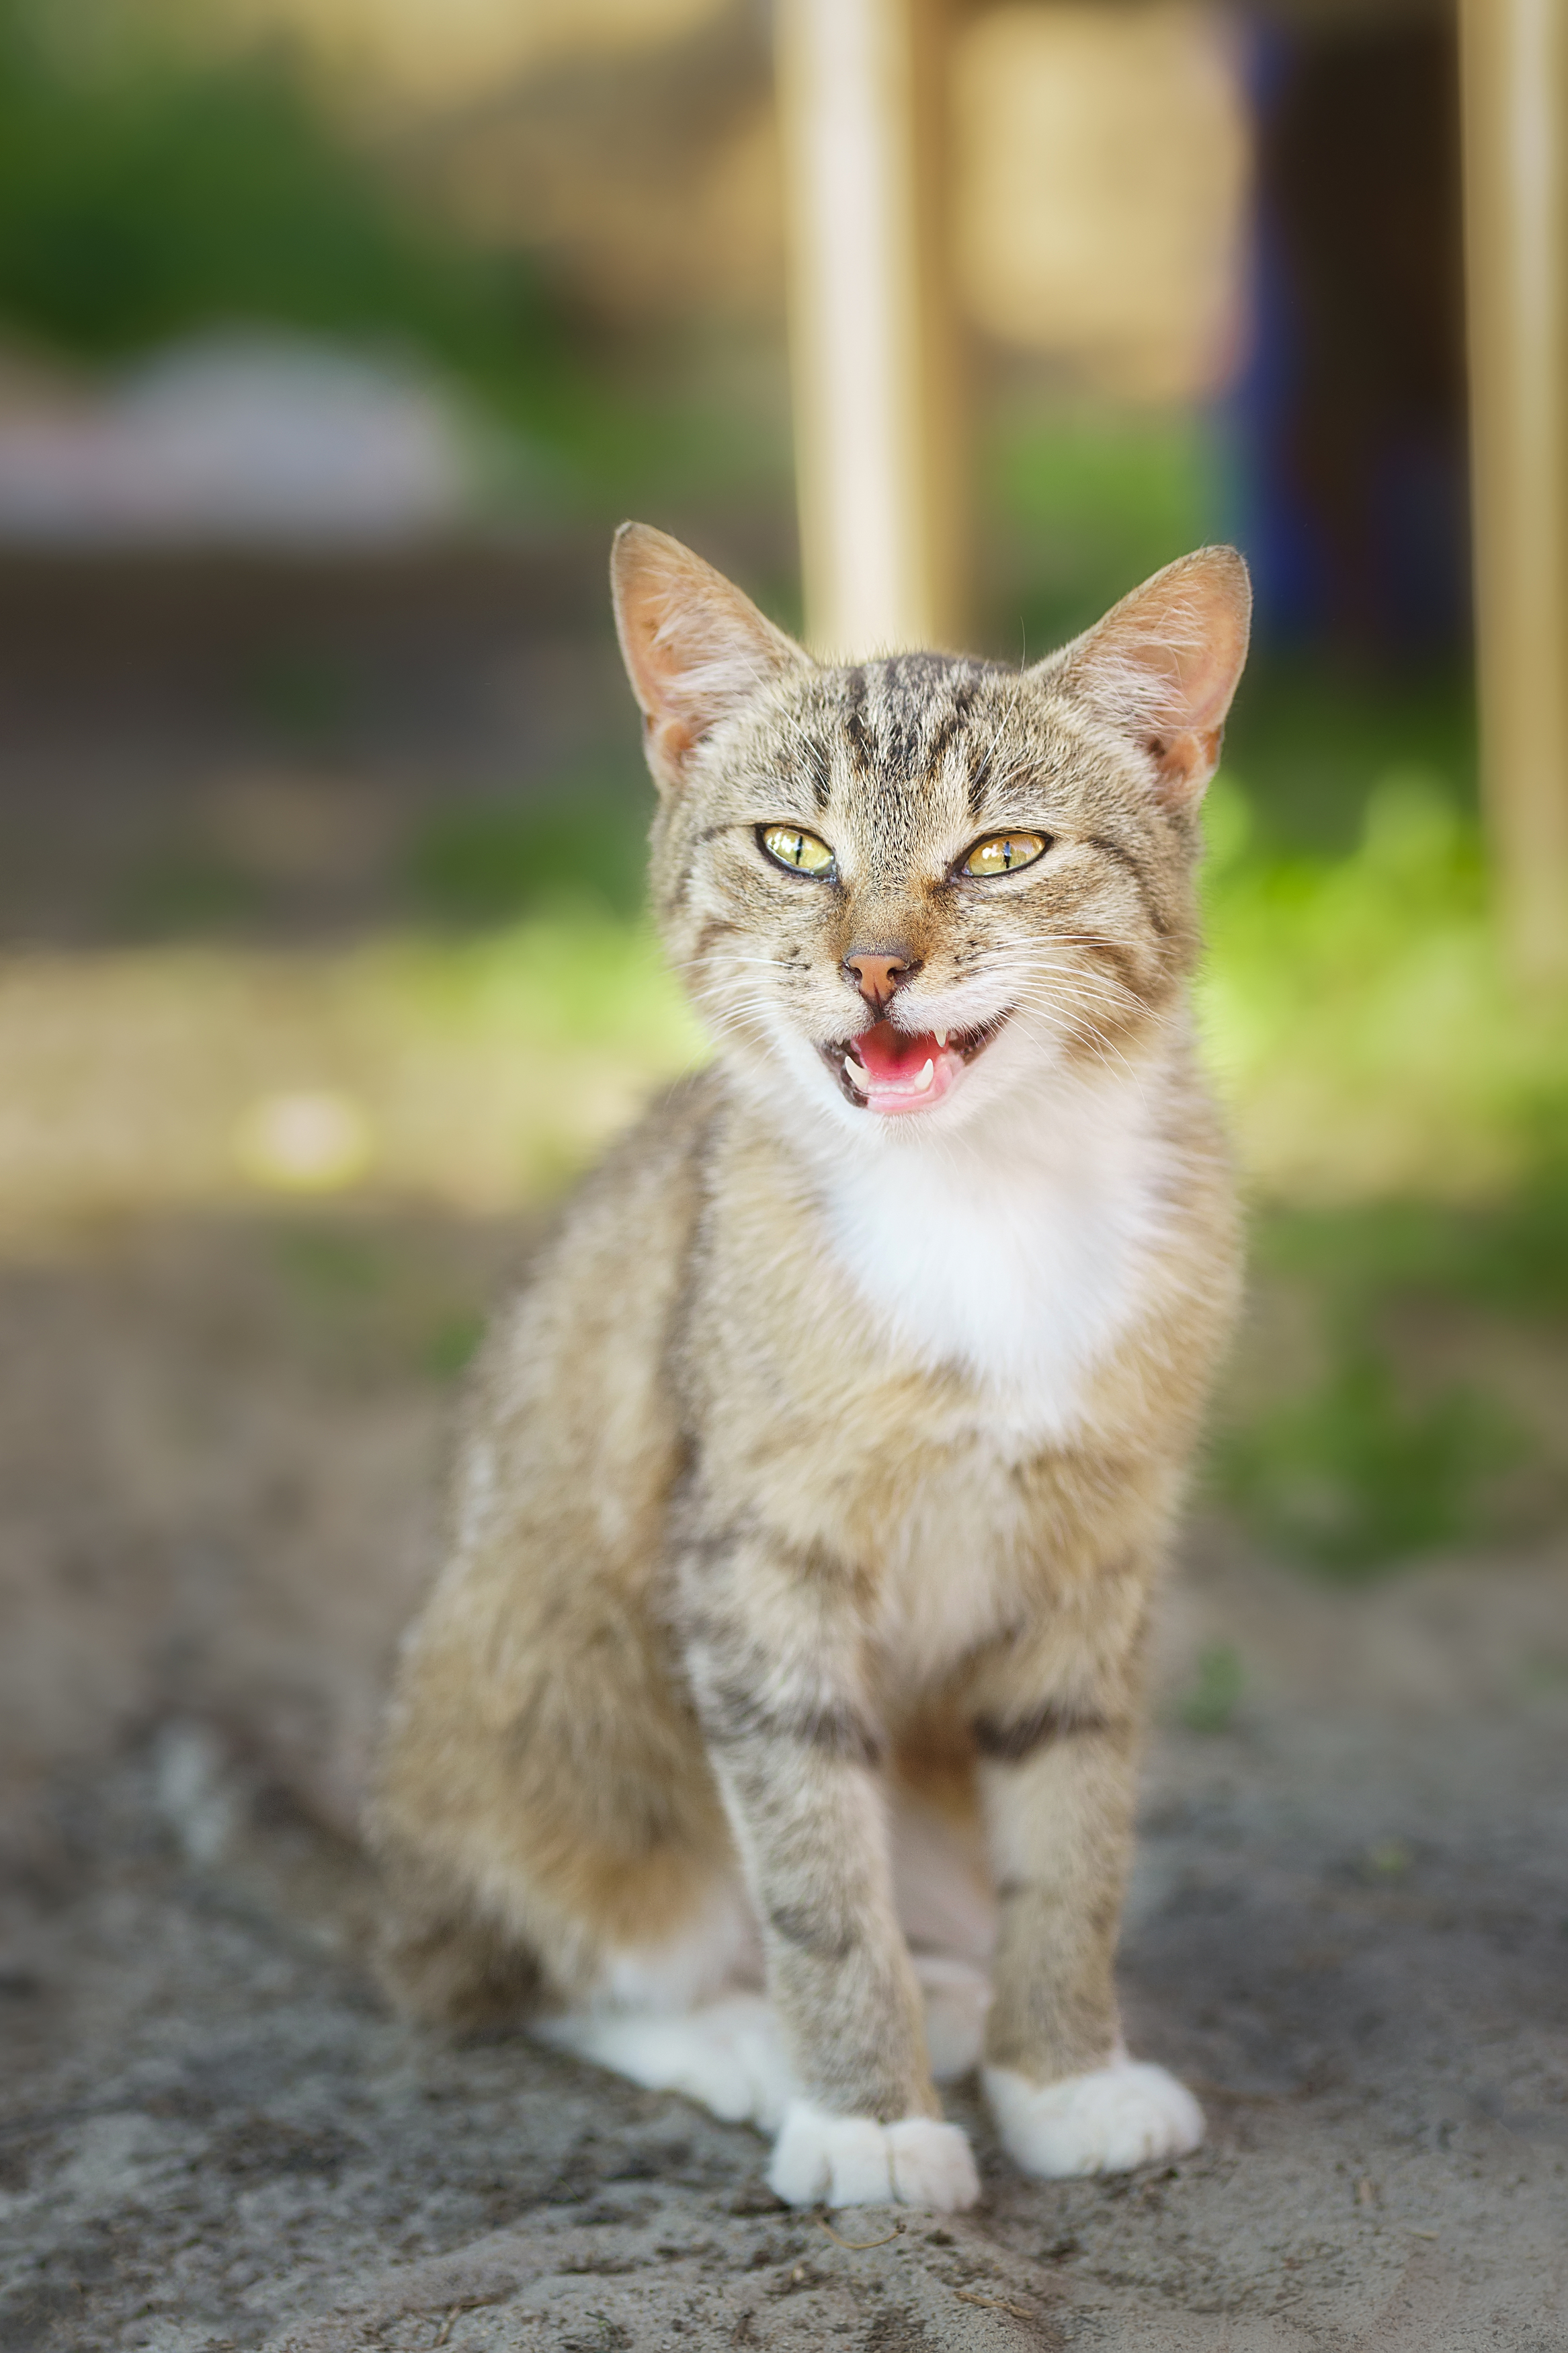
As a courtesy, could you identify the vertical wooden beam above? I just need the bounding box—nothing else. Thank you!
[1459,0,1568,983]
[775,0,966,658]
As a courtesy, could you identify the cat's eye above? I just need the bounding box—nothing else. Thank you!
[960,832,1049,877]
[760,824,836,878]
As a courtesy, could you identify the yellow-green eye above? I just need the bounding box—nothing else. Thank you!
[761,824,835,877]
[961,832,1048,877]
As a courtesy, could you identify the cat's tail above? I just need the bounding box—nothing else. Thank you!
[371,1845,546,2033]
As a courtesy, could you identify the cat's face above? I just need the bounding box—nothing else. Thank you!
[613,528,1250,1144]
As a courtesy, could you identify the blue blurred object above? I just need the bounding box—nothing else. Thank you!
[1223,13,1471,659]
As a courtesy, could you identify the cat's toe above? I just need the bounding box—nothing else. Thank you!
[984,2059,1203,2179]
[885,2116,982,2209]
[768,2102,979,2210]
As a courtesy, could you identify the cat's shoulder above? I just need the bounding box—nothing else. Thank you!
[484,1064,727,1366]
[559,1062,728,1232]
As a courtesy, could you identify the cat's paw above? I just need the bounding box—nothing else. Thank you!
[984,2059,1203,2178]
[768,2102,980,2210]
[536,1995,795,2131]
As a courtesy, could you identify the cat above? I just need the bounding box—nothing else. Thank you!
[368,522,1249,2211]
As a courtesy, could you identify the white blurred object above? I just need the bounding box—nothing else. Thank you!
[233,1087,374,1191]
[0,332,499,545]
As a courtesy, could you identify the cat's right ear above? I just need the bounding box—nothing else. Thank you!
[1042,545,1252,809]
[611,522,808,792]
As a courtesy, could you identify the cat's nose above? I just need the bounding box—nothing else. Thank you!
[843,951,918,1010]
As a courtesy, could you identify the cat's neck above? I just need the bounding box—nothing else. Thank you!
[732,1018,1196,1432]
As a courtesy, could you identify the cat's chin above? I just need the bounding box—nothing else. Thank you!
[817,1013,1009,1117]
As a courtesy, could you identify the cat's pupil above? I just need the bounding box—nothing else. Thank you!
[965,832,1046,877]
[761,824,833,876]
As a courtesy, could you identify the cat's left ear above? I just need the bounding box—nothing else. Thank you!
[1044,546,1251,808]
[612,522,809,792]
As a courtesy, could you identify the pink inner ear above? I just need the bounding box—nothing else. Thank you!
[1066,547,1251,805]
[610,522,804,787]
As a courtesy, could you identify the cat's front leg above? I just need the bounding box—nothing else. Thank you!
[684,1542,979,2212]
[973,1661,1204,2180]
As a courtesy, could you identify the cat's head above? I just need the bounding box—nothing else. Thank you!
[612,524,1249,1142]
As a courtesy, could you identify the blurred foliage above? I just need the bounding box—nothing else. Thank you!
[407,787,649,928]
[1253,1164,1568,1326]
[275,1225,388,1300]
[1180,1643,1244,1732]
[269,1222,492,1384]
[0,0,575,436]
[1218,1331,1526,1579]
[1198,773,1567,1575]
[1197,772,1568,1201]
[423,1309,486,1380]
[244,650,355,750]
[119,844,262,936]
[1223,658,1477,854]
[986,405,1220,655]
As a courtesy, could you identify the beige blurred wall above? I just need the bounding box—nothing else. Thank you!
[202,0,733,110]
[954,6,1251,401]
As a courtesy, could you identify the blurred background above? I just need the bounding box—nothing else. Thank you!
[0,0,1564,1843]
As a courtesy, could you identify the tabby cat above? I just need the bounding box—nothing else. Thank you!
[369,524,1250,2210]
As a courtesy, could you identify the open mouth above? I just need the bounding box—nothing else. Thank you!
[818,1014,1008,1115]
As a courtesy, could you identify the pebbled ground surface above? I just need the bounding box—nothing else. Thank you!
[0,1215,1565,2353]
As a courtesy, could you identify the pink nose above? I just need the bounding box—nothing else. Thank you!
[843,952,915,1010]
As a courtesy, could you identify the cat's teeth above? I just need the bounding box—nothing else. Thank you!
[844,1057,870,1092]
[934,1030,949,1048]
[913,1060,935,1092]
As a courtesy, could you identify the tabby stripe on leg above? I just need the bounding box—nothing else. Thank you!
[971,1704,1118,1763]
[702,1681,884,1768]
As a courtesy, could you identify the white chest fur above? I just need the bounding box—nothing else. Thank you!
[818,1075,1164,1447]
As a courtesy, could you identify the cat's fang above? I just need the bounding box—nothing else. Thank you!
[934,1030,948,1047]
[844,1057,870,1092]
[913,1061,934,1092]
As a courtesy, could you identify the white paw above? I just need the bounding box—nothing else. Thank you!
[985,2059,1204,2178]
[768,2101,980,2211]
[536,1994,795,2131]
[911,1953,991,2083]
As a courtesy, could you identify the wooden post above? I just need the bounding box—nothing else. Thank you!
[1459,0,1568,984]
[774,0,966,658]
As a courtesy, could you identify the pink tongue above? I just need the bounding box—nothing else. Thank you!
[854,1021,939,1083]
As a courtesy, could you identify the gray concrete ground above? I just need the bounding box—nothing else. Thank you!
[1,1218,1565,2353]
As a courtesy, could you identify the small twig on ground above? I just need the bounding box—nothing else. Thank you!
[1405,2227,1440,2241]
[952,2288,1036,2318]
[431,2292,512,2345]
[816,2212,905,2251]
